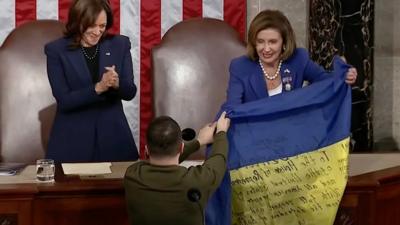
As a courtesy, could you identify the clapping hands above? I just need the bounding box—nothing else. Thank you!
[95,65,119,94]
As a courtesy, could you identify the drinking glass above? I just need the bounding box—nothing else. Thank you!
[36,159,55,182]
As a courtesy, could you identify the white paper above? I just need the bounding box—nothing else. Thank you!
[62,162,112,175]
[180,160,203,168]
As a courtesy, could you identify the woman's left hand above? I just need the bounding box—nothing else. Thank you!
[104,65,119,89]
[345,67,357,85]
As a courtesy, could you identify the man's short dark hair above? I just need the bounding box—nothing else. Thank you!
[146,116,182,157]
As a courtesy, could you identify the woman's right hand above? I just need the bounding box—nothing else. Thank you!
[95,65,119,94]
[216,111,230,133]
[95,80,108,94]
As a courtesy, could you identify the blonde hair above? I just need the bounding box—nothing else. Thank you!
[247,9,296,61]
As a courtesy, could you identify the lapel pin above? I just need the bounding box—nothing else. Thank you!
[282,68,292,91]
[106,52,111,56]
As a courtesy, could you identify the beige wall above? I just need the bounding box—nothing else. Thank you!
[374,0,400,148]
[247,0,309,47]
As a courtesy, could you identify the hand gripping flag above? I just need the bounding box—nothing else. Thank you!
[206,56,351,225]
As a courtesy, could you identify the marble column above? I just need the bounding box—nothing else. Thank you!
[309,0,374,152]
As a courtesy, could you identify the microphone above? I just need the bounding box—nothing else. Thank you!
[187,188,204,225]
[182,128,196,141]
[187,188,201,202]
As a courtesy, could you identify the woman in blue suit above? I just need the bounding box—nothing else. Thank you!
[222,9,357,109]
[206,10,358,225]
[45,0,138,162]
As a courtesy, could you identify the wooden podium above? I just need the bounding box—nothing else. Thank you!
[1,162,400,225]
[0,164,129,225]
[335,165,400,225]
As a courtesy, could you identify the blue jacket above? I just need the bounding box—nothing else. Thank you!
[222,48,329,109]
[45,35,138,162]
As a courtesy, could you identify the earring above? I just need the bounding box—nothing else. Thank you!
[283,46,286,51]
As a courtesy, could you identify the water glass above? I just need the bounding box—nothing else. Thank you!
[36,159,55,182]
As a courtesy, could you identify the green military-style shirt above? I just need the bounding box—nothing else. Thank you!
[124,132,228,225]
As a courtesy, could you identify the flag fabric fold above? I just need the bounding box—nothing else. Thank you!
[206,56,352,225]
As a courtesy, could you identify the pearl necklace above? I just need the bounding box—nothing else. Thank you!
[81,44,99,60]
[259,59,282,80]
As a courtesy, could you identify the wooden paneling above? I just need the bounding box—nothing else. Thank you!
[1,165,400,225]
[0,201,31,225]
[33,196,128,225]
[335,166,400,225]
[0,166,129,225]
[0,189,34,225]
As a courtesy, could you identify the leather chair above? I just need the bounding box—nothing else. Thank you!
[151,18,246,159]
[0,20,64,162]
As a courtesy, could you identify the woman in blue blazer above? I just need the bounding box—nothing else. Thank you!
[45,0,138,162]
[222,9,357,109]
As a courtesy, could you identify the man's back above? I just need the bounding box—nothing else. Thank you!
[125,162,203,225]
[124,132,228,225]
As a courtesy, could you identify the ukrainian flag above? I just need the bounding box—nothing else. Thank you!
[206,57,351,225]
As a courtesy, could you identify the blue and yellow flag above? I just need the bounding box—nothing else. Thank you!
[206,57,351,225]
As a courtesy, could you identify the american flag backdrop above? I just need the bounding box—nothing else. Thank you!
[0,0,246,157]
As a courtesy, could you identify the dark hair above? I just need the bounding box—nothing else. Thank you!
[146,116,182,157]
[247,9,296,61]
[64,0,113,48]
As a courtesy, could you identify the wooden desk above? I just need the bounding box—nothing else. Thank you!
[335,166,400,225]
[1,162,400,225]
[0,164,129,225]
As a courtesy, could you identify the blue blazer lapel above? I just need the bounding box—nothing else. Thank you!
[249,63,268,99]
[98,40,113,80]
[65,47,92,84]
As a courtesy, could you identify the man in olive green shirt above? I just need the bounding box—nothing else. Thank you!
[124,112,230,225]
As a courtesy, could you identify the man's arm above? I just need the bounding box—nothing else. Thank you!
[186,112,230,189]
[178,122,216,163]
[201,131,228,188]
[178,140,200,163]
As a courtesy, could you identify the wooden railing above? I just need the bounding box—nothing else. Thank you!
[335,166,400,225]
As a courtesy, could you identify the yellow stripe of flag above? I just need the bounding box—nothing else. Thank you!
[230,138,349,225]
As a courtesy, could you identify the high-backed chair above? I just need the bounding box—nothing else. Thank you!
[151,18,246,158]
[0,20,64,162]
